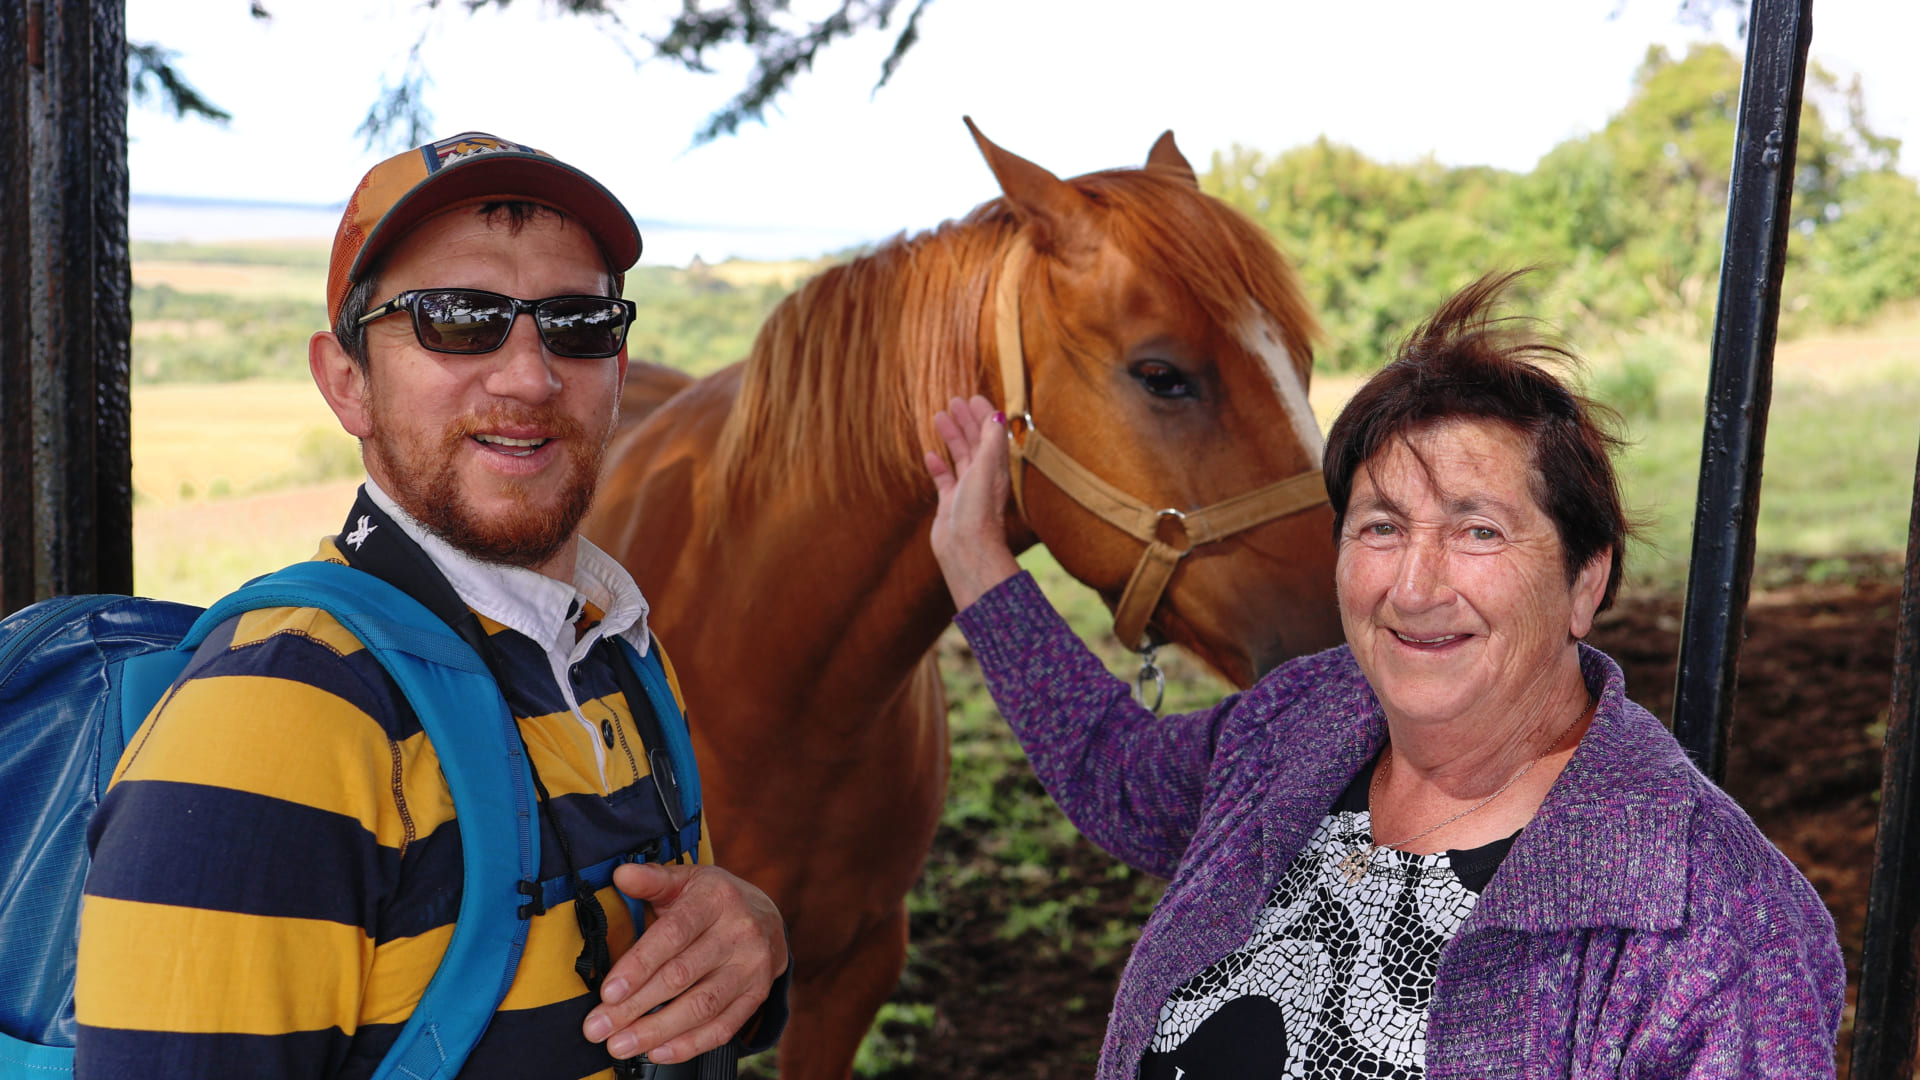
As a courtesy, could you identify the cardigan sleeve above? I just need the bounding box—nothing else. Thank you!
[954,572,1249,878]
[1651,885,1842,1077]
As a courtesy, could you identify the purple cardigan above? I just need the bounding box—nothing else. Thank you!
[956,573,1844,1080]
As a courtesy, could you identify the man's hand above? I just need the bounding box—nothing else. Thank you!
[582,863,788,1064]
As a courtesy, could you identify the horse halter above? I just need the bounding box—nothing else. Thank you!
[990,236,1330,698]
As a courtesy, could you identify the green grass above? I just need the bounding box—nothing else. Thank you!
[1584,327,1920,593]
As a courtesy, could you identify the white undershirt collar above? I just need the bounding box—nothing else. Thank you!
[363,478,652,663]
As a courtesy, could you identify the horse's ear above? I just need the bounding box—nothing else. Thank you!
[964,116,1092,253]
[1145,130,1199,188]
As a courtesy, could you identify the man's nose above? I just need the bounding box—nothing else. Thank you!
[484,313,562,403]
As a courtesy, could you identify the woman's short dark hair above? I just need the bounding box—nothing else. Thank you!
[1323,270,1633,613]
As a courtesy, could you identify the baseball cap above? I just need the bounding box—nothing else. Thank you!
[325,131,643,327]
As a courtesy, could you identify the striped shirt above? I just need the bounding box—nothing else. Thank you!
[75,528,726,1080]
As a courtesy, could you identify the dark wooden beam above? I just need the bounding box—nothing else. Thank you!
[0,0,132,613]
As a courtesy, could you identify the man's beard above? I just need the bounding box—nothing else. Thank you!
[365,394,615,570]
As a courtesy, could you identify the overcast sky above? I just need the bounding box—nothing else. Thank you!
[126,0,1920,265]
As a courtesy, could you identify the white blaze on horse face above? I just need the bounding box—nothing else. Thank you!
[1238,310,1324,463]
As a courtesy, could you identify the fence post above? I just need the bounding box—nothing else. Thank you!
[0,0,134,615]
[1669,0,1812,784]
[1855,448,1920,1078]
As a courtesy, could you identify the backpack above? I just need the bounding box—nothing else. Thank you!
[0,559,704,1080]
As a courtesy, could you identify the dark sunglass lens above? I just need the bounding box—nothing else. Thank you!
[535,298,629,358]
[417,290,514,353]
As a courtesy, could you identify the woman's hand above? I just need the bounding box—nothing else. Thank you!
[924,394,1022,611]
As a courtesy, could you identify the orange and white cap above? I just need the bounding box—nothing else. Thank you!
[326,131,642,326]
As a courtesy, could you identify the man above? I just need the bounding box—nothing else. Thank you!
[75,132,789,1079]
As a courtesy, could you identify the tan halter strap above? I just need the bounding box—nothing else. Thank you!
[991,236,1330,651]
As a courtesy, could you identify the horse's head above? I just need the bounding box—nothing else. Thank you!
[967,121,1344,687]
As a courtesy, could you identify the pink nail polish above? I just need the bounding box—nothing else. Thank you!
[992,411,1007,424]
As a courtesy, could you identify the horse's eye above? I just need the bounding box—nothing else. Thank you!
[1132,360,1194,399]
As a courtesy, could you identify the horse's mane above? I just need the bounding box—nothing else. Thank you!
[711,167,1320,513]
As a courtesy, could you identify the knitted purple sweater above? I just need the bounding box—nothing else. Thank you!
[956,573,1844,1079]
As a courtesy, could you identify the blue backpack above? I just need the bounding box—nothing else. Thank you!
[0,560,703,1080]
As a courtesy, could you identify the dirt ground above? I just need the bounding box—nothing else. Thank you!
[881,556,1904,1078]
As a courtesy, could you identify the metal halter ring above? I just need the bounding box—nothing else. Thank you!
[1152,507,1193,556]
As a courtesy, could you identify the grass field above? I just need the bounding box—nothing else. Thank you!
[130,304,1920,615]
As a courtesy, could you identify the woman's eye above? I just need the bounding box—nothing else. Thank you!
[1367,522,1396,537]
[1469,526,1499,541]
[1132,360,1194,399]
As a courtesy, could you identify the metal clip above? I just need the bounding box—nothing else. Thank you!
[1135,641,1166,714]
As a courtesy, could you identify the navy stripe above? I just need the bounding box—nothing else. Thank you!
[484,627,574,718]
[457,995,614,1080]
[537,779,675,880]
[183,614,421,741]
[86,780,394,928]
[379,818,463,942]
[75,1024,363,1080]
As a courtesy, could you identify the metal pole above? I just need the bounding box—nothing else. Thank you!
[0,0,133,613]
[1669,0,1812,783]
[1855,440,1920,1080]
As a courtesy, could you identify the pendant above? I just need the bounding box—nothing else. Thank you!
[1337,845,1374,885]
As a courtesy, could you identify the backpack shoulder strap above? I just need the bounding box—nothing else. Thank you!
[191,560,539,1080]
[611,635,703,862]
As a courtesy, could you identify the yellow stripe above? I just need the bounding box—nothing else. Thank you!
[497,890,638,1011]
[361,922,456,1026]
[518,710,614,798]
[77,898,370,1034]
[229,606,371,659]
[116,674,454,848]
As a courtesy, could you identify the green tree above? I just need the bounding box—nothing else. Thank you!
[1204,41,1920,372]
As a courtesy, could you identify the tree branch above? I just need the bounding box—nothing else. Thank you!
[127,42,232,124]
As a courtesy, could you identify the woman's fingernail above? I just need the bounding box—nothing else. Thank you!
[609,1033,638,1059]
[992,411,1007,424]
[585,1015,612,1042]
[602,977,629,1003]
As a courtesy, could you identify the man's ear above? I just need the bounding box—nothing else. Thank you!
[310,330,372,439]
[1569,547,1612,640]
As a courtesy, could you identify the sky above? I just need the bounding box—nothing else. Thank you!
[126,0,1920,266]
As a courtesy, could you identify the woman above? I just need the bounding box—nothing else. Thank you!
[923,274,1844,1079]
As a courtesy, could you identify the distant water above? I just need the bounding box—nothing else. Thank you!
[131,194,342,244]
[129,193,871,266]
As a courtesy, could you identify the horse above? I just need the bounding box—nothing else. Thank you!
[584,120,1345,1079]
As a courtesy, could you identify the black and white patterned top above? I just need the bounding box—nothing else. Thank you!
[1138,757,1516,1079]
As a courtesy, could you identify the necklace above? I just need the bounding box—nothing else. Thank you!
[1336,697,1593,886]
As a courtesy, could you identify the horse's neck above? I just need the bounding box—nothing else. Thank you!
[681,222,1022,693]
[700,480,956,707]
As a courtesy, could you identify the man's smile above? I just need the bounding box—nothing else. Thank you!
[473,433,553,457]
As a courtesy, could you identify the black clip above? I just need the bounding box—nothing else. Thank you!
[648,748,684,833]
[516,879,546,919]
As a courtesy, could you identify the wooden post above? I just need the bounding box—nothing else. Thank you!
[0,0,134,613]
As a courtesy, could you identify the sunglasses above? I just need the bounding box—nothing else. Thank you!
[357,288,638,359]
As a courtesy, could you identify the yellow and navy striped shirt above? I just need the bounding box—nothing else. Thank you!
[74,536,738,1079]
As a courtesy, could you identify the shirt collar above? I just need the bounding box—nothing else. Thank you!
[363,478,651,656]
[1464,644,1698,933]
